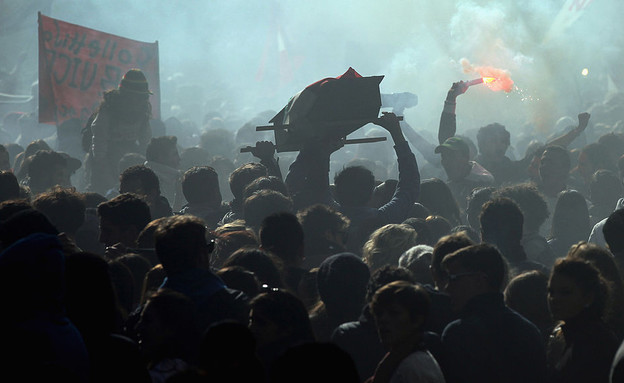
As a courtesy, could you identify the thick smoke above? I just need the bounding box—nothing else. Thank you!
[0,0,622,142]
[460,59,514,93]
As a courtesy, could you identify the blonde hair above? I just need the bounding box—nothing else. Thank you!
[363,224,418,271]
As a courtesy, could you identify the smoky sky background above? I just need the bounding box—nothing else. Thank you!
[1,0,623,142]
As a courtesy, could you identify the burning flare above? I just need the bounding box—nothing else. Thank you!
[483,77,496,84]
[460,58,514,93]
[465,77,497,87]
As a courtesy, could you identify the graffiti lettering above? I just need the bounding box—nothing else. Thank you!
[68,57,81,88]
[88,39,100,58]
[68,32,86,55]
[118,49,132,65]
[101,65,122,91]
[38,14,160,124]
[53,53,71,84]
[80,62,98,91]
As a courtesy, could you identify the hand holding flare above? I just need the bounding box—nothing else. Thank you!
[465,77,497,87]
[460,59,514,93]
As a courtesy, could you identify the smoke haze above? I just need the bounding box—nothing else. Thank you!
[1,0,622,141]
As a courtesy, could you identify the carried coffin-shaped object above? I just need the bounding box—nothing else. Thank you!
[243,67,389,153]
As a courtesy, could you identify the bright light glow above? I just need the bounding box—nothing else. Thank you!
[473,65,515,93]
[483,77,496,84]
[581,68,589,76]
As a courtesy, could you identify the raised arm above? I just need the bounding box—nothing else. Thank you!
[546,112,590,149]
[249,140,283,180]
[401,120,440,166]
[284,137,342,211]
[374,112,421,222]
[438,81,469,145]
[378,111,407,145]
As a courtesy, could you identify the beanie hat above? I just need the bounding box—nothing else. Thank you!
[119,69,152,94]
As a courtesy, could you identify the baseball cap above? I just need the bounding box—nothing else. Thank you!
[435,136,470,158]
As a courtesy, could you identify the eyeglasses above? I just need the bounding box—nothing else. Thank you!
[260,284,279,293]
[447,272,484,283]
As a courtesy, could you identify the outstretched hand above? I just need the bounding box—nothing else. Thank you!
[577,112,590,132]
[249,140,276,161]
[375,112,406,144]
[447,81,469,100]
[376,112,401,133]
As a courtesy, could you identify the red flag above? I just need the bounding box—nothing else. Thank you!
[265,67,383,152]
[305,67,363,90]
[255,3,302,90]
[544,0,595,42]
[38,13,160,124]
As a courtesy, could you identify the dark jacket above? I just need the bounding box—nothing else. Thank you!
[161,267,249,331]
[548,311,618,383]
[441,292,547,383]
[151,195,174,219]
[0,233,90,382]
[439,109,530,186]
[333,303,447,383]
[611,339,624,383]
[504,243,550,278]
[179,202,227,230]
[286,140,420,255]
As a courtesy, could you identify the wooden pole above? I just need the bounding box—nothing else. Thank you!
[239,136,387,153]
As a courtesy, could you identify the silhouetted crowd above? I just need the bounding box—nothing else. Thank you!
[3,69,624,383]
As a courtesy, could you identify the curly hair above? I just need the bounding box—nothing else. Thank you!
[566,242,624,334]
[370,281,430,323]
[145,136,177,163]
[228,163,267,201]
[365,265,415,303]
[550,257,610,320]
[362,224,418,272]
[297,204,350,256]
[32,186,86,235]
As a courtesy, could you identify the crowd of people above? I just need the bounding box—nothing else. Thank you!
[2,67,624,383]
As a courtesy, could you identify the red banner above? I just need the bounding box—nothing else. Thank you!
[38,13,160,124]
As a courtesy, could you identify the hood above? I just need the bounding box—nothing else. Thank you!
[0,233,65,316]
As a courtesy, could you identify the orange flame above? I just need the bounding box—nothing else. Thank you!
[482,77,496,84]
[460,59,514,93]
[476,67,514,92]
